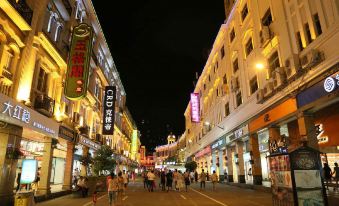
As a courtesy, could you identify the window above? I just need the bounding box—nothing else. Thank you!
[233,58,239,73]
[268,51,280,78]
[47,13,55,33]
[250,76,258,94]
[241,4,249,21]
[4,50,14,71]
[245,38,253,56]
[236,91,242,107]
[221,46,225,58]
[216,88,219,97]
[296,32,303,51]
[223,74,227,84]
[208,75,211,82]
[262,9,272,26]
[225,102,230,117]
[313,13,322,36]
[54,24,62,42]
[36,68,48,93]
[230,28,235,42]
[304,23,312,44]
[203,84,206,90]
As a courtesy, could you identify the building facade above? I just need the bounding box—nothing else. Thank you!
[185,0,339,186]
[0,0,140,204]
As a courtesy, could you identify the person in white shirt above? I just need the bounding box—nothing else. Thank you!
[210,170,218,191]
[147,170,156,192]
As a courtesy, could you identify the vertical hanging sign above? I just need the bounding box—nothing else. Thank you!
[103,86,116,135]
[65,23,93,100]
[190,93,200,123]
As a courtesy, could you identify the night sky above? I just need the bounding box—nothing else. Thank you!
[92,0,225,152]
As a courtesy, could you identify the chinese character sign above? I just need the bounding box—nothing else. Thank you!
[65,23,93,100]
[190,93,200,123]
[103,86,116,135]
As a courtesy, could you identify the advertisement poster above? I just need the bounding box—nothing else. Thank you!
[102,86,116,135]
[20,159,38,184]
[297,190,324,205]
[294,170,322,189]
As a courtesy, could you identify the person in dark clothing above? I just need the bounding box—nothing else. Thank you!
[323,163,332,190]
[166,170,173,192]
[194,171,198,183]
[160,171,166,191]
[16,167,22,192]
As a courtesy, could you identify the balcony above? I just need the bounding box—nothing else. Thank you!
[7,0,33,25]
[2,67,13,80]
[34,94,55,117]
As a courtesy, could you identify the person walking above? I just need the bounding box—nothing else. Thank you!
[173,169,178,190]
[211,170,218,191]
[194,170,198,183]
[117,172,124,203]
[142,171,148,189]
[108,173,118,206]
[166,170,173,192]
[333,163,339,191]
[199,169,206,190]
[177,171,184,191]
[147,170,156,192]
[323,163,332,190]
[184,170,190,192]
[190,171,194,183]
[122,170,129,194]
[160,171,166,191]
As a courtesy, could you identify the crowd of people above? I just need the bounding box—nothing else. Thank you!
[322,162,339,191]
[142,169,220,192]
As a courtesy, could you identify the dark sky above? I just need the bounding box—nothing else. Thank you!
[92,0,225,151]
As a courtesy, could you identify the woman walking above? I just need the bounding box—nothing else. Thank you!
[211,170,218,191]
[108,173,119,206]
[117,172,124,203]
[160,171,166,191]
[166,170,173,192]
[177,171,184,191]
[184,170,190,192]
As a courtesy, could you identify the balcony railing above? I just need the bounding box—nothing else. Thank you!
[34,94,55,117]
[8,0,33,25]
[2,67,13,80]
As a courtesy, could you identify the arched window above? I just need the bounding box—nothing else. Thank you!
[54,22,63,42]
[47,12,56,33]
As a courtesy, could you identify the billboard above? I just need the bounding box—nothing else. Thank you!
[190,93,200,123]
[102,86,116,135]
[65,23,93,100]
[20,159,38,184]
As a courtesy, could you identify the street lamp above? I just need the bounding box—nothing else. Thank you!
[204,121,224,130]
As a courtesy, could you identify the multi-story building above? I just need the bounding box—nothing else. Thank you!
[185,0,339,186]
[0,0,139,204]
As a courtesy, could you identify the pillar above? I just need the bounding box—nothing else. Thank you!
[268,125,281,142]
[81,146,89,176]
[249,133,262,185]
[0,124,22,206]
[37,136,53,196]
[226,146,233,182]
[297,112,319,150]
[62,141,74,190]
[236,141,245,183]
[218,150,225,181]
[211,152,217,173]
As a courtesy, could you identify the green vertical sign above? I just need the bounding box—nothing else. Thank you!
[65,23,93,100]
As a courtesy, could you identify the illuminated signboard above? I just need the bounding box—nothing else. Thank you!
[79,135,101,150]
[20,159,38,184]
[65,23,93,100]
[102,86,116,135]
[190,93,200,123]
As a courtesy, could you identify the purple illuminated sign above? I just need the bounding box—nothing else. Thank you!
[190,93,200,123]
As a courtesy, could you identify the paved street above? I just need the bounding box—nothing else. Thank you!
[37,179,272,206]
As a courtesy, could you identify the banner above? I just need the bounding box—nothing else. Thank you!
[65,23,93,100]
[102,86,116,135]
[190,93,200,123]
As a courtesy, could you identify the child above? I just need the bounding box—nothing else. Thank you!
[92,191,98,206]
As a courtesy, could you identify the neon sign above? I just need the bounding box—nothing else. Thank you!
[190,93,200,123]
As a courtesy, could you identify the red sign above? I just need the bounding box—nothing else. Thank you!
[195,146,211,158]
[190,93,200,123]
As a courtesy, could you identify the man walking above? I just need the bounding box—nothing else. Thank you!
[199,169,206,190]
[122,170,129,194]
[147,170,156,192]
[211,170,218,191]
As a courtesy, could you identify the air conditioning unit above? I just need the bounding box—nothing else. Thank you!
[284,54,301,80]
[272,67,287,89]
[73,112,81,124]
[256,89,265,104]
[259,26,271,47]
[263,81,274,97]
[231,77,239,92]
[300,49,323,69]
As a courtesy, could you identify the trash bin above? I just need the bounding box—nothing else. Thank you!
[15,191,35,206]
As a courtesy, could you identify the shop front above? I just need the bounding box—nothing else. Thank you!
[0,92,60,203]
[195,146,211,174]
[249,98,298,187]
[210,135,226,181]
[77,135,101,176]
[296,65,339,167]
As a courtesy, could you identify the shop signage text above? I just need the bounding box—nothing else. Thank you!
[65,23,93,100]
[229,125,249,142]
[211,138,225,150]
[59,126,75,141]
[269,135,288,155]
[195,146,211,159]
[79,135,101,150]
[103,86,116,135]
[190,93,200,123]
[0,94,58,137]
[297,70,339,108]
